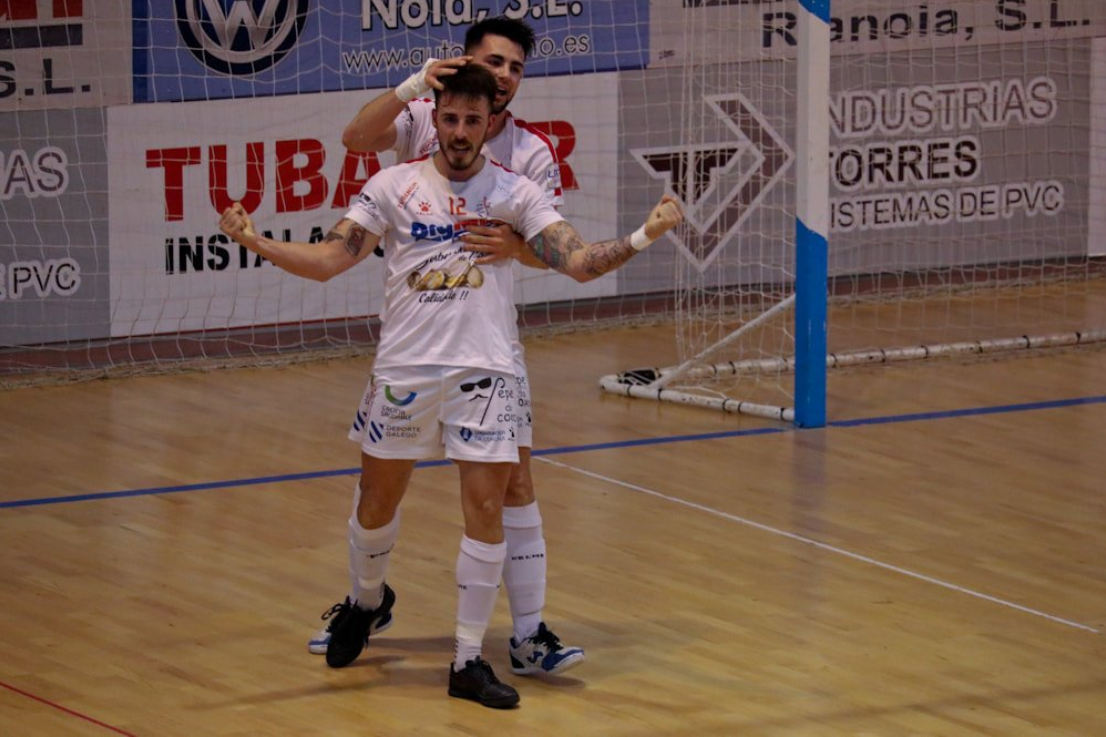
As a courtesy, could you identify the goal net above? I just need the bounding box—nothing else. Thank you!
[1,0,654,380]
[601,0,1106,423]
[3,0,1106,415]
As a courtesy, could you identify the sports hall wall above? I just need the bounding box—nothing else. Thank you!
[2,0,1105,351]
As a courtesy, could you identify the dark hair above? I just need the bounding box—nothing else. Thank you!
[435,63,498,108]
[464,16,535,59]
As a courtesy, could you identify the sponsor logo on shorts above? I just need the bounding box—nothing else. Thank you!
[384,385,417,406]
[380,405,412,420]
[366,419,419,442]
[458,427,510,443]
[383,425,419,439]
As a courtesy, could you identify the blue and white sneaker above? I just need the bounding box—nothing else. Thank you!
[307,596,394,655]
[508,622,585,676]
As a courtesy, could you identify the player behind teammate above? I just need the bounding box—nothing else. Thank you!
[312,16,579,677]
[219,64,682,708]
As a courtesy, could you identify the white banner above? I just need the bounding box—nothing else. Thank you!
[107,73,619,337]
[0,0,131,111]
[1092,37,1106,257]
[650,0,1106,67]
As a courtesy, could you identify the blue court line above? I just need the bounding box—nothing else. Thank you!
[3,394,1104,511]
[828,394,1106,427]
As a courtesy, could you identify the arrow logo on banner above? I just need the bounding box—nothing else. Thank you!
[631,93,793,272]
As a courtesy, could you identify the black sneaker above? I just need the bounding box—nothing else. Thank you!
[309,597,394,654]
[324,584,396,668]
[447,657,520,709]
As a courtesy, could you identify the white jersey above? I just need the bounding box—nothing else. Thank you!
[346,156,564,374]
[393,98,564,207]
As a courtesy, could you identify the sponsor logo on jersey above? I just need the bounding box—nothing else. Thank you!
[409,218,502,244]
[357,192,382,223]
[397,181,420,211]
[410,221,457,243]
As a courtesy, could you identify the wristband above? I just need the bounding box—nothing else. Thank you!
[395,58,438,102]
[630,226,654,251]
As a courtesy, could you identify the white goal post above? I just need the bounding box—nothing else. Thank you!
[600,0,1106,425]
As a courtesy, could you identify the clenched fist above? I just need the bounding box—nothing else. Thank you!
[219,202,259,250]
[644,194,684,241]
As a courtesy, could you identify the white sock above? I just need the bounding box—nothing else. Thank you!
[454,535,506,670]
[503,502,546,643]
[348,506,399,611]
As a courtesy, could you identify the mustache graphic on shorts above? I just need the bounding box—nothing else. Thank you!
[460,376,505,425]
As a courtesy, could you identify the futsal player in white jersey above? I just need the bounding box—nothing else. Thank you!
[312,17,581,677]
[218,64,682,708]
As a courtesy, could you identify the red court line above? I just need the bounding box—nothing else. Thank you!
[0,679,136,736]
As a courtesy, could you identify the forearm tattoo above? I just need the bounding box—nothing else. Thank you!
[529,221,637,278]
[580,236,636,277]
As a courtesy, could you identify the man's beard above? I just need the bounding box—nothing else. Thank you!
[444,146,480,171]
[491,92,512,116]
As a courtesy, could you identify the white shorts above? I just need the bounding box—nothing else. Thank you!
[348,365,519,463]
[512,352,533,450]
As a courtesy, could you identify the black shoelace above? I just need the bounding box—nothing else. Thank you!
[533,626,563,652]
[320,599,349,623]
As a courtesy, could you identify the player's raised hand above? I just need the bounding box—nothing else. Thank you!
[219,202,259,250]
[425,56,473,91]
[397,56,473,101]
[644,194,684,241]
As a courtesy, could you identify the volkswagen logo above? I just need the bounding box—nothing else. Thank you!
[176,0,309,76]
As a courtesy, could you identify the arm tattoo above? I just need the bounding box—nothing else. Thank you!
[528,221,585,272]
[580,236,637,278]
[343,224,368,258]
[529,221,637,278]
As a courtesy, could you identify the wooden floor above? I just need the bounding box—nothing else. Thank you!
[2,321,1105,736]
